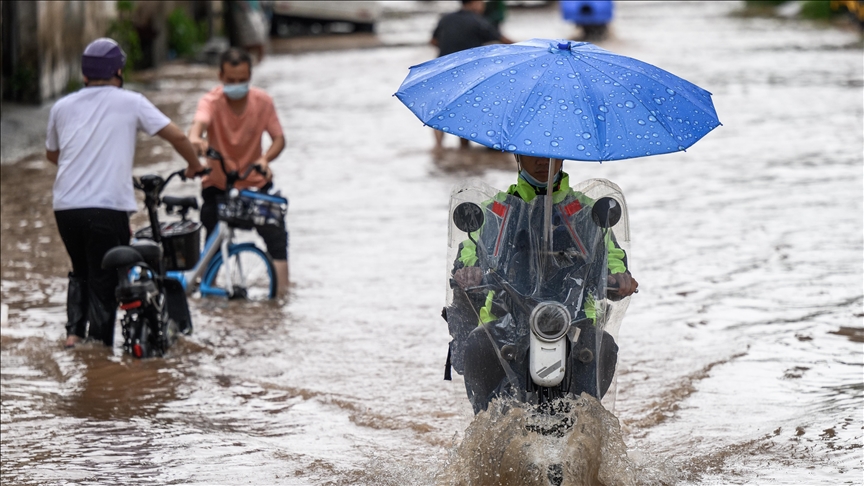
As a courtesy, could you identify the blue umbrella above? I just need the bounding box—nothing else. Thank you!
[395,38,720,161]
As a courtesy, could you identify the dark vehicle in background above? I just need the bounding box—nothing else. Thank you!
[560,0,614,40]
[270,1,381,37]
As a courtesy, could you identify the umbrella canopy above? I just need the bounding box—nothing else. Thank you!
[395,39,720,161]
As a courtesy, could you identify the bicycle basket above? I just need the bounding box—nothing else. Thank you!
[133,220,202,271]
[217,190,288,230]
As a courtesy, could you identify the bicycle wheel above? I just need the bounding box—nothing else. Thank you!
[201,243,277,301]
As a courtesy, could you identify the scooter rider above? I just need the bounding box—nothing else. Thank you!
[449,155,638,413]
[47,38,205,349]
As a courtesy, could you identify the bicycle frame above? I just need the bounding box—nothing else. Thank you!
[164,148,273,299]
[166,221,248,298]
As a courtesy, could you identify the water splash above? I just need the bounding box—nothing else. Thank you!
[436,394,673,486]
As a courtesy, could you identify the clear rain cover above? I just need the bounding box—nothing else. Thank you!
[445,178,631,411]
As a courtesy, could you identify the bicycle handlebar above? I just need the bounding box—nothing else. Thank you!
[205,147,267,191]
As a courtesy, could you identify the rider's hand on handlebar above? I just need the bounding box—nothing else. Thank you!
[254,157,272,179]
[454,266,483,289]
[189,136,209,157]
[184,162,207,180]
[608,272,639,298]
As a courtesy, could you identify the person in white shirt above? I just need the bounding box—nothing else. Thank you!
[46,38,205,349]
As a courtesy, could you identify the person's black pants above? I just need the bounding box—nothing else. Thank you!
[54,208,130,346]
[200,186,288,260]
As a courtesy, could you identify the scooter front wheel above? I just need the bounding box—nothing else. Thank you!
[200,243,277,301]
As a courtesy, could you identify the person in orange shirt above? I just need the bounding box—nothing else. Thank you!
[188,48,289,293]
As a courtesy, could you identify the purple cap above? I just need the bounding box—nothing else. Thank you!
[81,38,127,80]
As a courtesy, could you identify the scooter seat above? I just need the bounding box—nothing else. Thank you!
[102,246,145,269]
[131,240,163,269]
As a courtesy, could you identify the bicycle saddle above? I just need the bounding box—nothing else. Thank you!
[102,246,145,270]
[163,196,199,211]
[131,239,163,269]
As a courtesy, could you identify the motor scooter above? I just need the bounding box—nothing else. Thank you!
[101,169,204,358]
[443,178,633,423]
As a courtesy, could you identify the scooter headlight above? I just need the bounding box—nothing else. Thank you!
[529,302,571,342]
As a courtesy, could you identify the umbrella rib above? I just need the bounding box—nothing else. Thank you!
[563,54,608,159]
[570,54,682,144]
[583,52,719,122]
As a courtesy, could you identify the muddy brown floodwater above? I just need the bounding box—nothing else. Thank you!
[2,2,862,485]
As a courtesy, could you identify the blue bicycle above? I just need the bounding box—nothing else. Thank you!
[136,148,286,301]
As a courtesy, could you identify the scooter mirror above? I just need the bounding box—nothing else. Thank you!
[591,197,622,228]
[453,202,484,234]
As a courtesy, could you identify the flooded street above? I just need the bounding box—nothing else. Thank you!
[2,1,862,484]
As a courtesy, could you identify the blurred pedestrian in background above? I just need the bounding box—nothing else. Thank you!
[187,48,290,294]
[430,0,513,150]
[227,0,270,63]
[47,38,205,349]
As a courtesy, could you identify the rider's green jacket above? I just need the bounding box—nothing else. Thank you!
[456,172,628,324]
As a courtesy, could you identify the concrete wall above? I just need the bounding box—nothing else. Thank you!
[1,0,209,104]
[36,1,117,102]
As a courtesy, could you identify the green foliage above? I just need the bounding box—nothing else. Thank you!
[106,1,143,70]
[167,8,207,58]
[799,1,836,19]
[8,66,39,102]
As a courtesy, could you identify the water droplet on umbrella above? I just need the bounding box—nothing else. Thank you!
[599,106,608,113]
[486,130,496,136]
[638,120,646,125]
[559,105,568,110]
[442,127,450,132]
[577,144,585,150]
[544,131,551,136]
[648,116,657,122]
[482,107,490,113]
[506,144,517,151]
[437,115,444,120]
[470,132,477,138]
[654,98,663,105]
[582,133,591,139]
[666,88,675,95]
[551,141,559,147]
[524,139,532,145]
[493,143,501,150]
[597,115,605,121]
[509,70,517,74]
[575,109,583,114]
[624,101,635,108]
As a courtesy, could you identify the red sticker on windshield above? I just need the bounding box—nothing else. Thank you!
[562,200,582,216]
[491,201,508,218]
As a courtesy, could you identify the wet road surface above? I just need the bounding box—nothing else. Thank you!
[2,2,862,485]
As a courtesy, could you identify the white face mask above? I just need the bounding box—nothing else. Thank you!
[223,82,249,100]
[519,169,548,188]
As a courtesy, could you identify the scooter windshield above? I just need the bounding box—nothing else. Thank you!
[445,178,631,411]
